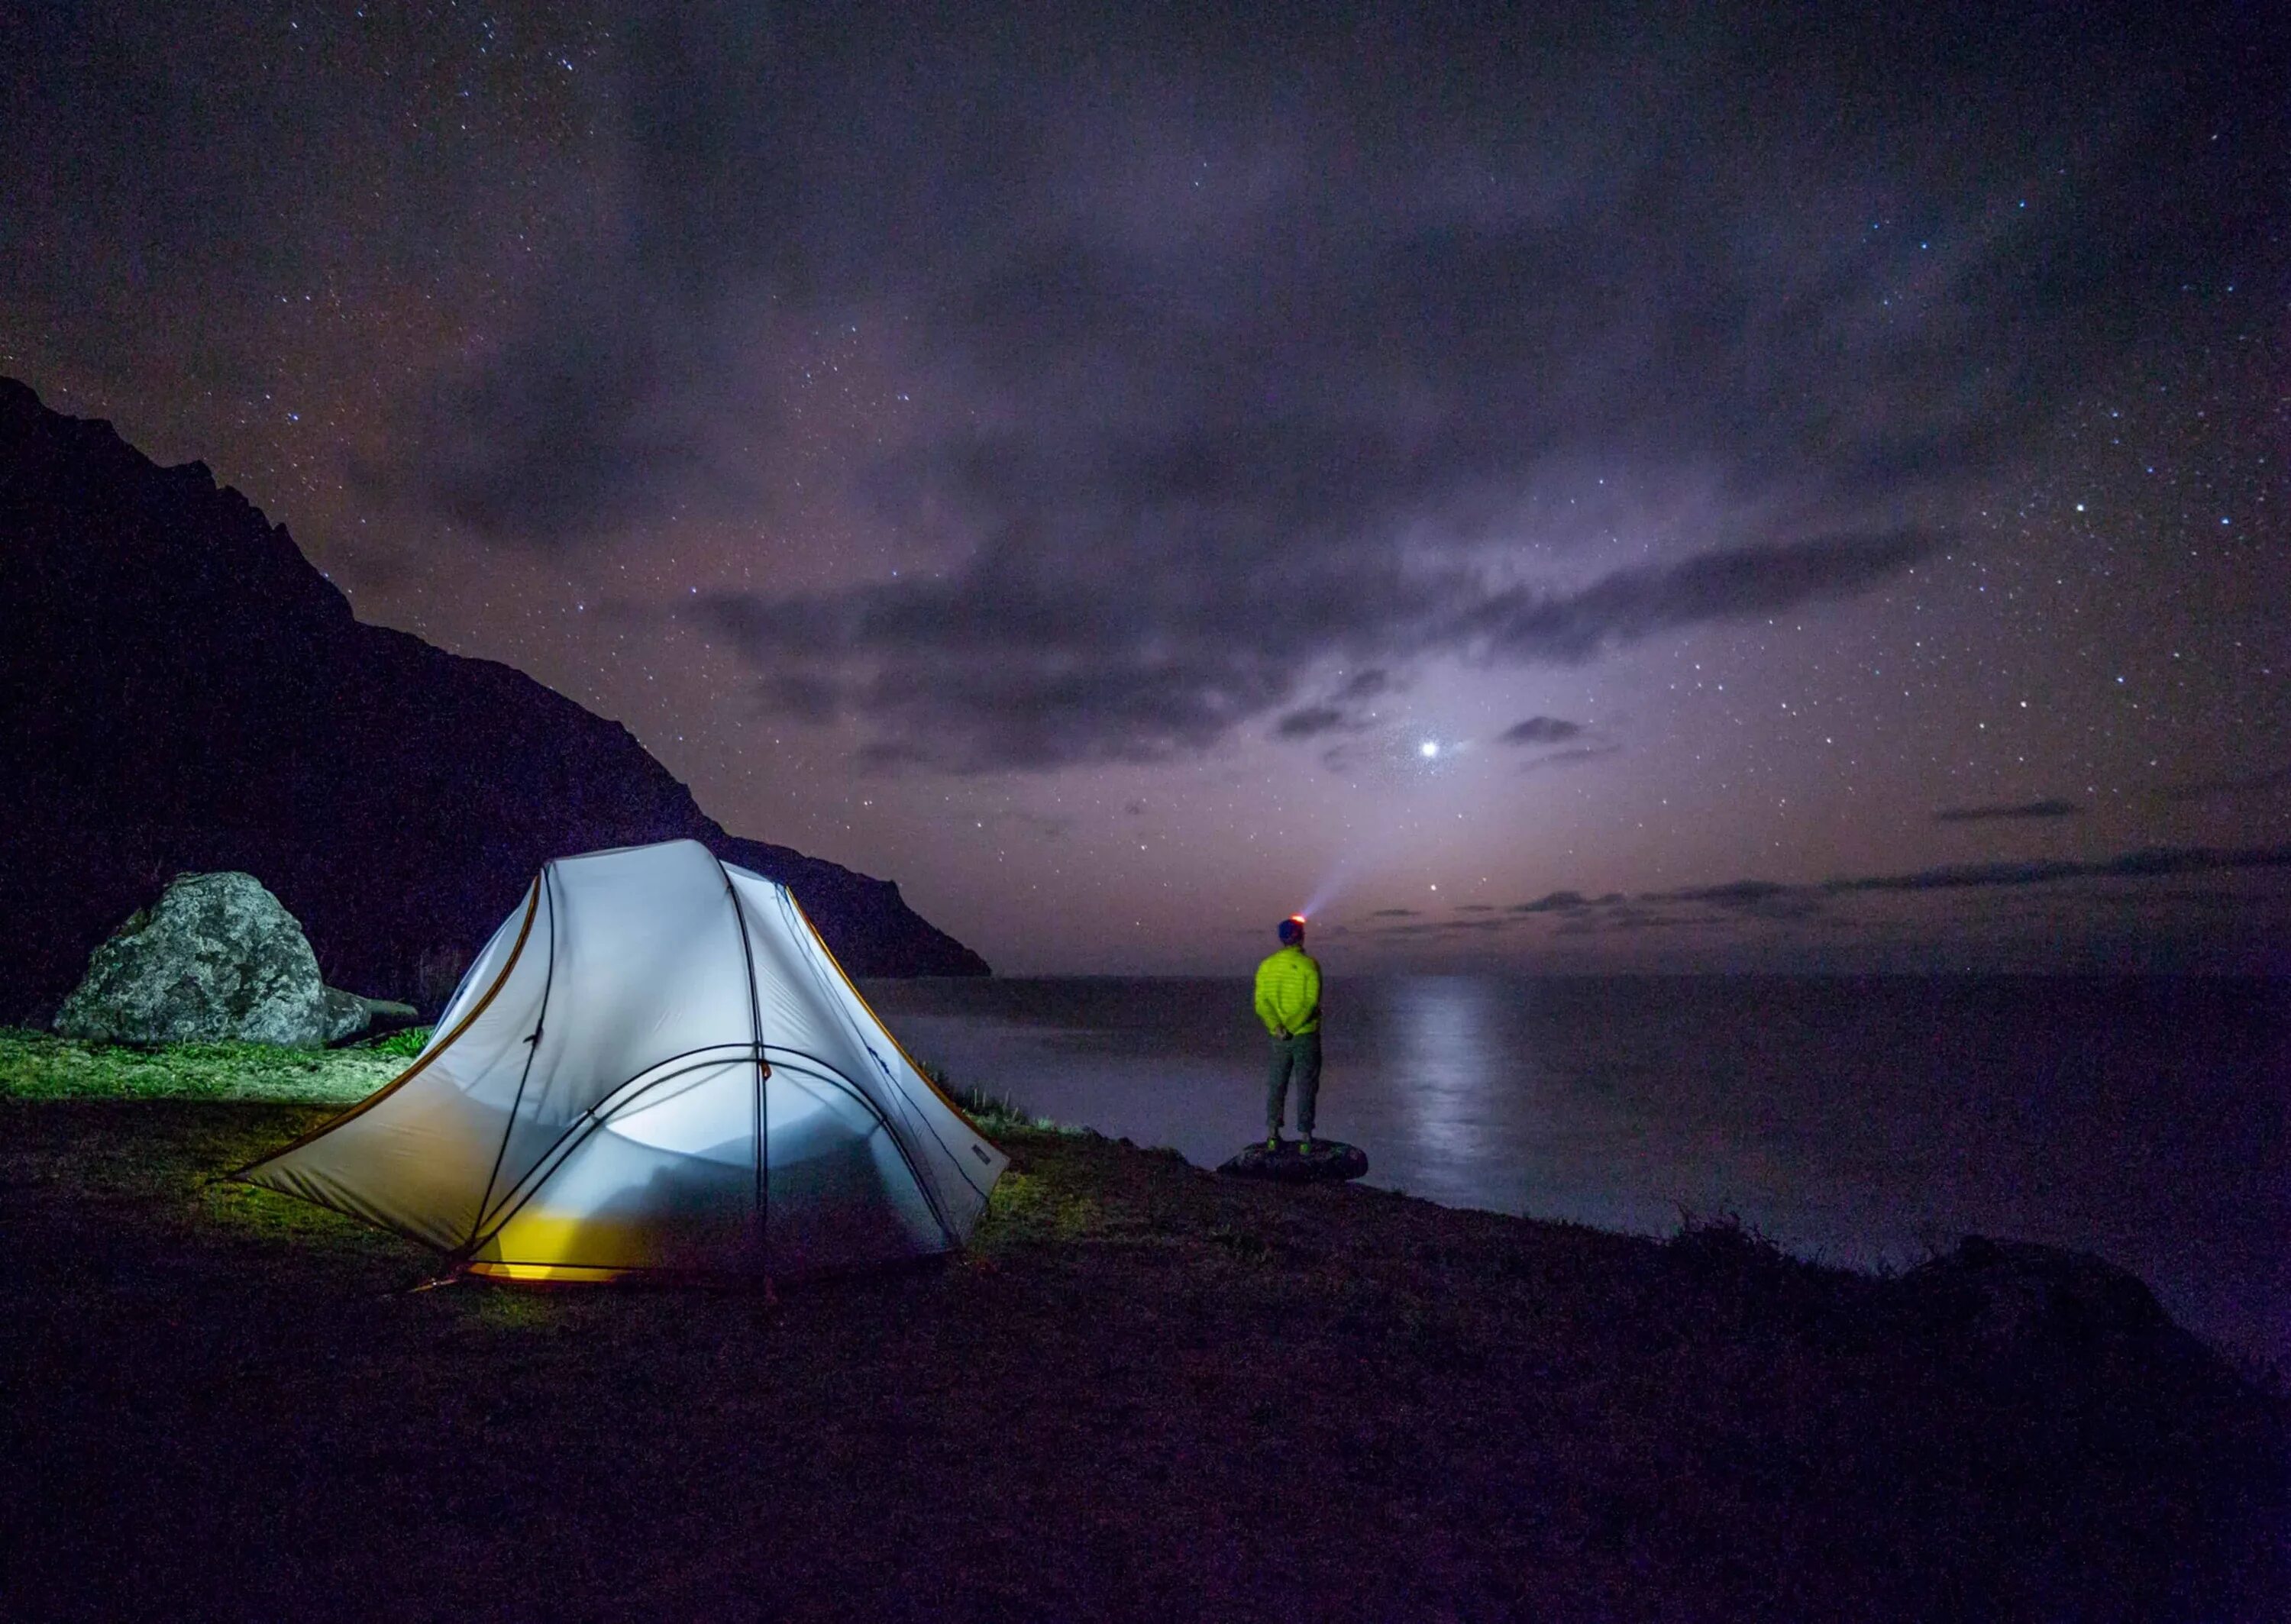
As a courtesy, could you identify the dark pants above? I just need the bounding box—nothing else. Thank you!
[1265,1030,1323,1137]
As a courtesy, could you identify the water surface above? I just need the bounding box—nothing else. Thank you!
[864,975,2289,1364]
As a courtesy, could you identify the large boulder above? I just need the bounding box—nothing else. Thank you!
[53,871,384,1047]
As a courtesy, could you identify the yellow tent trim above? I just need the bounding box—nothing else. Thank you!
[787,892,997,1143]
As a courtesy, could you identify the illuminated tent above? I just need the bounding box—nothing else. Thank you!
[239,840,1006,1282]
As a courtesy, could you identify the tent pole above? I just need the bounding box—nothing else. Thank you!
[716,854,771,1281]
[466,862,559,1254]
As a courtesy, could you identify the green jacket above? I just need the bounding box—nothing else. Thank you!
[1253,946,1322,1036]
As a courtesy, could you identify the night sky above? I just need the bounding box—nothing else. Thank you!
[5,2,2285,973]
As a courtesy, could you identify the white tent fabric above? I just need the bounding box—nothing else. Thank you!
[240,840,1007,1281]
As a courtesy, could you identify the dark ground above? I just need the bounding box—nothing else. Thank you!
[2,1101,2283,1621]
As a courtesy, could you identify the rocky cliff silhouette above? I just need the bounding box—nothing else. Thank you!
[0,377,987,1022]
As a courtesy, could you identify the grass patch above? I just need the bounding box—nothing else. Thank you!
[0,1027,402,1104]
[922,1060,1072,1134]
[2,1031,1034,1125]
[979,1167,1107,1245]
[2,1088,2283,1618]
[351,1023,433,1057]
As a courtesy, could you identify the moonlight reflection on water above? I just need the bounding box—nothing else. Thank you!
[868,973,2289,1365]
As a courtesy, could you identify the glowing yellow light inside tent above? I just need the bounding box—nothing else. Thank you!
[466,1057,782,1283]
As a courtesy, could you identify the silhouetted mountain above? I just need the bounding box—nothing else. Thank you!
[0,377,987,1022]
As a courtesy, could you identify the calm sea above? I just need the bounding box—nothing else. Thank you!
[863,975,2289,1366]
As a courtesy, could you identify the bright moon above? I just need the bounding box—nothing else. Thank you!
[1419,740,1440,759]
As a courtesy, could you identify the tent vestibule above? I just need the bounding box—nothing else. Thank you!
[239,840,1006,1281]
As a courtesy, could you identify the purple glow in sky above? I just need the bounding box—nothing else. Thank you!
[4,2,2284,971]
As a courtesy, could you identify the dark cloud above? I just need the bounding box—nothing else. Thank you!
[1553,905,1695,935]
[314,1,2251,767]
[1448,531,1942,664]
[1369,915,1509,939]
[1517,844,2291,947]
[1932,797,2083,823]
[1370,907,1420,918]
[1653,880,1792,906]
[1498,715,1585,746]
[706,567,1308,768]
[1332,669,1393,703]
[1643,879,1828,920]
[1274,705,1356,740]
[1525,846,2291,938]
[703,529,1938,770]
[1519,744,1624,773]
[1829,844,2291,894]
[1273,667,1396,742]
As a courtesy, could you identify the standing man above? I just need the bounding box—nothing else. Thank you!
[1255,915,1323,1154]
